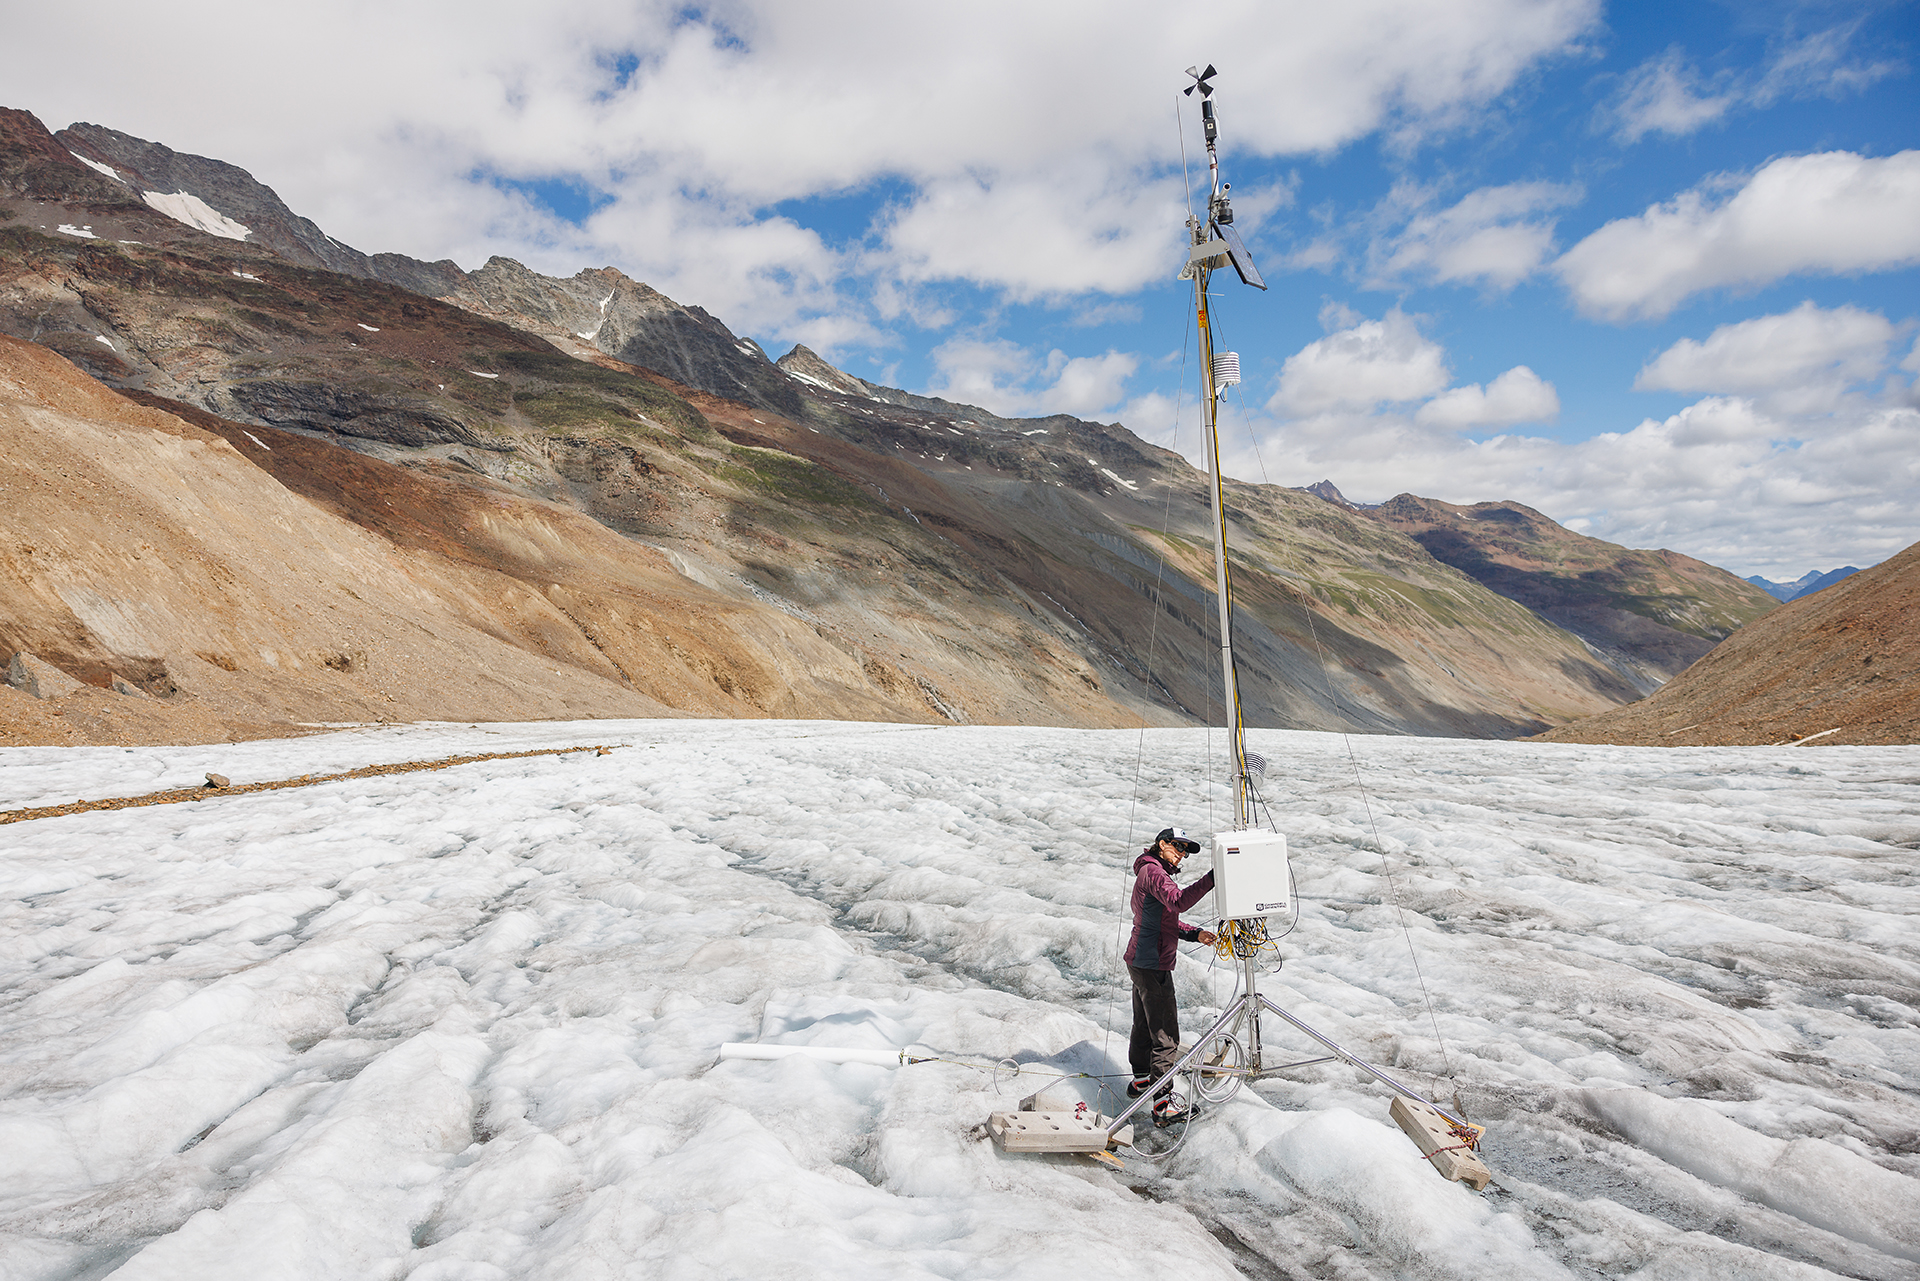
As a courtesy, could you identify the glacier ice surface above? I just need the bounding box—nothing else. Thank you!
[1,721,1915,1278]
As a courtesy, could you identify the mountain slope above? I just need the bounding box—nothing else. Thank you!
[1540,538,1919,746]
[0,333,1145,745]
[55,120,805,415]
[2,106,1750,741]
[1368,494,1777,692]
[56,120,465,292]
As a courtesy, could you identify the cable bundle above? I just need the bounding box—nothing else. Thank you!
[1212,916,1279,960]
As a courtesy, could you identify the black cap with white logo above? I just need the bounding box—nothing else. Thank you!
[1156,827,1201,853]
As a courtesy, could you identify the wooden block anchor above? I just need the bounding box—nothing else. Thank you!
[988,1110,1132,1154]
[1390,1095,1493,1190]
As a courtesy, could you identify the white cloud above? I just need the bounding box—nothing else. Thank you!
[1753,23,1902,106]
[1215,391,1920,577]
[1603,26,1899,145]
[1318,300,1366,332]
[923,339,1140,420]
[1116,389,1183,445]
[1039,350,1142,418]
[1635,302,1897,412]
[1415,365,1559,429]
[1186,311,1919,576]
[1605,49,1735,143]
[1270,309,1450,415]
[1371,180,1582,289]
[0,0,1603,352]
[1556,150,1920,320]
[879,167,1184,302]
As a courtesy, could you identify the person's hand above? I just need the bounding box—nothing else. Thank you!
[1197,929,1218,946]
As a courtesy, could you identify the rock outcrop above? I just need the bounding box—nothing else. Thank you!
[6,652,84,699]
[777,345,877,399]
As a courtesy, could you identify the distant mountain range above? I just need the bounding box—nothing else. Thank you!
[0,106,1806,743]
[1745,567,1860,602]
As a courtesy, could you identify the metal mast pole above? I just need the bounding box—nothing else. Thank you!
[1191,83,1249,831]
[1194,253,1248,829]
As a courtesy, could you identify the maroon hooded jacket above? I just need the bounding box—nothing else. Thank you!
[1123,850,1216,971]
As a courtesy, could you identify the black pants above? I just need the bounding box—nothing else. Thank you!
[1128,964,1181,1083]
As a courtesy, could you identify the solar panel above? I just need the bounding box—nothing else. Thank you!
[1216,222,1266,291]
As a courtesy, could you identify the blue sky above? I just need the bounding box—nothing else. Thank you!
[5,0,1917,577]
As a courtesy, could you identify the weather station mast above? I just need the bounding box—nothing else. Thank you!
[1178,63,1266,830]
[1094,68,1491,1177]
[981,67,1489,1183]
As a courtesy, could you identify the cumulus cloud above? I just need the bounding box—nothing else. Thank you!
[1635,302,1897,413]
[1415,366,1560,428]
[1371,181,1582,289]
[924,338,1140,419]
[1556,150,1920,320]
[879,166,1184,302]
[1196,308,1918,576]
[1269,308,1449,415]
[0,0,1603,351]
[1220,391,1920,577]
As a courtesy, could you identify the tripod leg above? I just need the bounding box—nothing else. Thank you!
[1256,996,1468,1130]
[1106,994,1249,1138]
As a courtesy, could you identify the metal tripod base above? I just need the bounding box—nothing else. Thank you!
[1107,951,1469,1145]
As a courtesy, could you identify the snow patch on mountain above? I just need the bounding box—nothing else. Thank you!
[67,150,124,182]
[141,190,252,240]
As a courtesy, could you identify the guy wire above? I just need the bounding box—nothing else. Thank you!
[1109,289,1194,1075]
[1177,92,1196,224]
[1223,370,1458,1083]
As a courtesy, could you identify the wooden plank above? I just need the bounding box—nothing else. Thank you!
[1389,1095,1493,1190]
[988,1111,1126,1154]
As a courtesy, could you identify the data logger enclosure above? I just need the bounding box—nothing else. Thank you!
[1208,829,1292,924]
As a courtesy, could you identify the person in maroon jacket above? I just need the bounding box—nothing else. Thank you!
[1124,826,1217,1119]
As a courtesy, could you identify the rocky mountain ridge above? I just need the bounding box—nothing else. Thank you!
[1365,494,1779,693]
[0,106,1787,742]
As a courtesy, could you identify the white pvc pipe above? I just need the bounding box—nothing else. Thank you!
[717,1043,906,1068]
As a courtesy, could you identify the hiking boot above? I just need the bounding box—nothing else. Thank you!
[1126,1076,1154,1098]
[1153,1095,1200,1125]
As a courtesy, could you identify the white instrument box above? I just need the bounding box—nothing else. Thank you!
[1208,829,1292,923]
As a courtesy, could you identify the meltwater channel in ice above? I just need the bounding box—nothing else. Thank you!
[1,720,1916,1280]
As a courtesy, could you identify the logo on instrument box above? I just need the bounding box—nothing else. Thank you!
[1256,901,1285,911]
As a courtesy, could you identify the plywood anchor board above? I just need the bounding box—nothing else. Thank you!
[1390,1095,1493,1190]
[988,1111,1131,1154]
